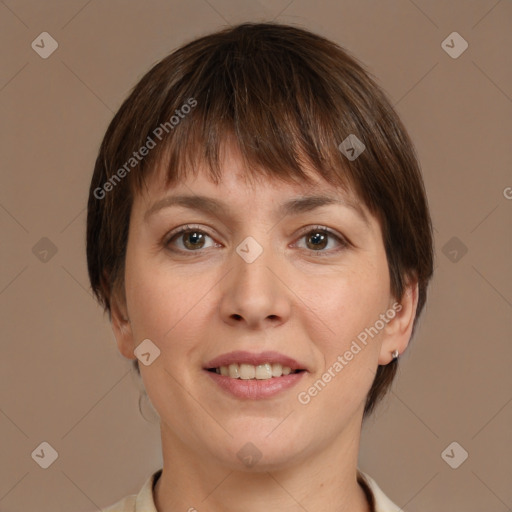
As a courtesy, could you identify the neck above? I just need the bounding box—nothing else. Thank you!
[154,419,371,512]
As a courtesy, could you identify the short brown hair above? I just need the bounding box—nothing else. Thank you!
[87,22,434,418]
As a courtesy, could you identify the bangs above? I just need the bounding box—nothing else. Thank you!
[123,24,379,203]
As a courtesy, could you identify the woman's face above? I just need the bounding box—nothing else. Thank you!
[112,142,415,471]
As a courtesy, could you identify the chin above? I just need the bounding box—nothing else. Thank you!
[211,430,310,473]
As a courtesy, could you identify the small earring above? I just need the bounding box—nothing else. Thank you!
[391,350,399,360]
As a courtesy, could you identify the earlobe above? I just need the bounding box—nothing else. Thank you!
[378,281,419,365]
[110,290,137,361]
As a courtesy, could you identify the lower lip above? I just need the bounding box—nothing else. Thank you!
[205,370,306,399]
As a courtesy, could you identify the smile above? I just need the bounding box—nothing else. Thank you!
[204,350,308,398]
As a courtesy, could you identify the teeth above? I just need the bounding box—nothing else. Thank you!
[214,363,296,380]
[271,363,282,377]
[228,364,240,378]
[255,363,272,380]
[239,364,256,380]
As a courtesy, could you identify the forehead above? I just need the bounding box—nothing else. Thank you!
[135,140,368,216]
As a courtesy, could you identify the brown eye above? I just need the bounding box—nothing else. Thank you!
[166,226,215,252]
[305,231,328,250]
[296,226,348,255]
[181,230,207,250]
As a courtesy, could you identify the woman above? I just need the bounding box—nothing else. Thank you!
[87,22,434,512]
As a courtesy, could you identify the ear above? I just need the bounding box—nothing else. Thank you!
[110,286,137,361]
[378,279,419,365]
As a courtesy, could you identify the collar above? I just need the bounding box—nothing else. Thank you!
[104,468,403,512]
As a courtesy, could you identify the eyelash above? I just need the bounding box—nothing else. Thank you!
[164,224,350,256]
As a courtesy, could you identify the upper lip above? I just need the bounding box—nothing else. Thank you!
[204,351,307,371]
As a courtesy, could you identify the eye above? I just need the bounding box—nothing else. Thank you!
[165,224,349,255]
[165,225,217,252]
[294,226,349,255]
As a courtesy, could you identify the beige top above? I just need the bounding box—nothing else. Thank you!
[102,469,403,512]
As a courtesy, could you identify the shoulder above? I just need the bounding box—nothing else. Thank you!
[358,470,403,512]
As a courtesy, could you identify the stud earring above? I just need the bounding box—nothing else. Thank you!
[391,350,399,360]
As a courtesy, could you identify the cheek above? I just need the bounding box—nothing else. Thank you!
[125,267,171,340]
[124,253,213,353]
[304,263,390,351]
[299,272,389,413]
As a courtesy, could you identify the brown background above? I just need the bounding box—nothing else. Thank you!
[1,1,511,511]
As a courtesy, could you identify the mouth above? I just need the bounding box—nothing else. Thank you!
[203,350,308,398]
[206,363,305,380]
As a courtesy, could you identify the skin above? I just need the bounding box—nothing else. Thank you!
[110,141,418,512]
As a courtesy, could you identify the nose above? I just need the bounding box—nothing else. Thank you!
[218,237,292,330]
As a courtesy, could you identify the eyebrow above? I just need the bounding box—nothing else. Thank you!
[144,193,369,226]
